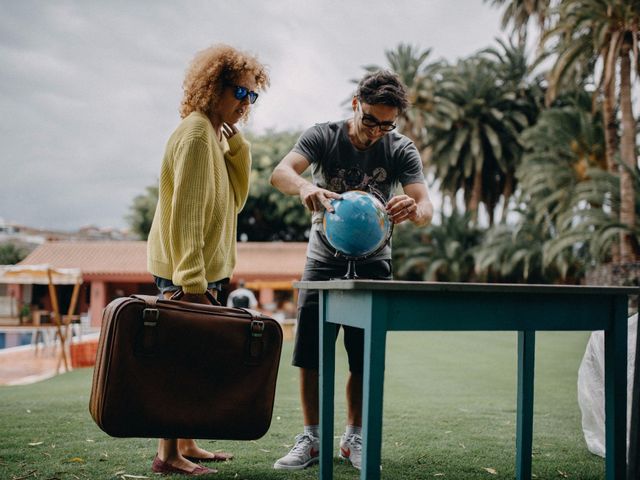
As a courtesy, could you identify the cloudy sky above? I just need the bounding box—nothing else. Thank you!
[1,0,508,231]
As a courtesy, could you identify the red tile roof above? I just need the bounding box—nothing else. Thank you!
[18,241,307,281]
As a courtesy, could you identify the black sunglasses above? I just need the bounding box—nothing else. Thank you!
[361,115,396,132]
[231,85,259,104]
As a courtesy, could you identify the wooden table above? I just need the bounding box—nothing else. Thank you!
[294,280,636,480]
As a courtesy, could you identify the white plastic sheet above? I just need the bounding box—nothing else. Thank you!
[577,313,637,457]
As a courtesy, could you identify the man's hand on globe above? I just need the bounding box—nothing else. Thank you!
[300,184,342,212]
[386,195,418,224]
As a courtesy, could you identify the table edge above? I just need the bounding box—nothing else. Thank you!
[293,279,639,295]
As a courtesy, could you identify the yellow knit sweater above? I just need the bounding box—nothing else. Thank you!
[147,111,251,293]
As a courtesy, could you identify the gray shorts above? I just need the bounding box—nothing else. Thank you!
[292,258,392,373]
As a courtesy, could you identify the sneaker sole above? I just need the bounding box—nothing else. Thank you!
[273,457,319,470]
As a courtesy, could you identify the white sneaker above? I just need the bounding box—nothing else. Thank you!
[273,433,320,470]
[339,432,362,470]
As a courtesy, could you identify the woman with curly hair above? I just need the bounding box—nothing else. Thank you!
[147,44,269,476]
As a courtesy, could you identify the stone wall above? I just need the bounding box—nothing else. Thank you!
[585,262,639,314]
[585,262,640,286]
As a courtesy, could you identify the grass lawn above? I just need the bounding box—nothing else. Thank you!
[0,331,604,479]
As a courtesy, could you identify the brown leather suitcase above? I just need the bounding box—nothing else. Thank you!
[89,294,282,440]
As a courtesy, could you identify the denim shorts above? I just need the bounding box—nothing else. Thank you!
[153,276,226,295]
[292,258,393,373]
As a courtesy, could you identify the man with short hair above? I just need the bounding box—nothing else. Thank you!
[270,70,433,471]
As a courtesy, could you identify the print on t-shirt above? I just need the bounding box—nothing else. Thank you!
[326,165,390,198]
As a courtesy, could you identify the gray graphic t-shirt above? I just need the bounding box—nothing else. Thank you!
[292,120,425,264]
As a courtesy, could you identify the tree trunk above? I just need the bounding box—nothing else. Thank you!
[469,172,483,225]
[601,47,621,262]
[618,44,638,261]
[500,173,515,224]
[602,66,618,174]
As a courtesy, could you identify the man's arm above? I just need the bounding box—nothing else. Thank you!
[386,181,433,227]
[270,151,341,212]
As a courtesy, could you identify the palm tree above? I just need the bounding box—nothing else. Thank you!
[516,92,606,228]
[545,169,618,264]
[544,166,640,268]
[392,210,483,282]
[473,208,584,283]
[618,25,639,260]
[368,43,432,91]
[480,38,544,220]
[542,0,640,260]
[486,0,551,44]
[424,48,535,225]
[514,91,639,276]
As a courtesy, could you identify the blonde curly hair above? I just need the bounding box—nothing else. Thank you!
[179,44,270,121]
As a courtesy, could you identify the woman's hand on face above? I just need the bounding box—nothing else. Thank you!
[222,123,238,139]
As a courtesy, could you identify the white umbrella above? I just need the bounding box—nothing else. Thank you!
[0,264,82,285]
[0,264,83,372]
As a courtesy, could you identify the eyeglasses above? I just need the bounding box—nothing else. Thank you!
[230,85,259,104]
[358,101,396,132]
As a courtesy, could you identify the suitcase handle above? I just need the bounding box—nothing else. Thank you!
[169,289,221,306]
[131,291,220,306]
[132,295,264,322]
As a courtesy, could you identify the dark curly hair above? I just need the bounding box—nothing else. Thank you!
[356,70,409,114]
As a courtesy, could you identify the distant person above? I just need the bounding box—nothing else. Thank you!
[270,70,433,471]
[226,280,258,309]
[146,44,269,476]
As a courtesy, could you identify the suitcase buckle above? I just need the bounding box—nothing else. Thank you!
[136,308,160,356]
[245,320,265,365]
[250,320,264,337]
[143,308,159,324]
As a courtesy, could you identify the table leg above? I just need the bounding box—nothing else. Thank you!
[360,308,387,480]
[516,330,535,480]
[628,310,640,479]
[604,297,627,480]
[319,291,336,480]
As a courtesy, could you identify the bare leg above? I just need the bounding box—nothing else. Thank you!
[159,291,232,464]
[301,368,362,427]
[179,438,233,461]
[157,439,199,471]
[346,372,363,427]
[300,367,319,426]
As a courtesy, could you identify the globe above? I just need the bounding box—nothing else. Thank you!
[322,190,392,259]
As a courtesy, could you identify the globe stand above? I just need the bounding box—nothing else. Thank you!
[342,259,359,280]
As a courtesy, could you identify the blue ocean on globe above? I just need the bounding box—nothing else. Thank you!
[322,190,391,258]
